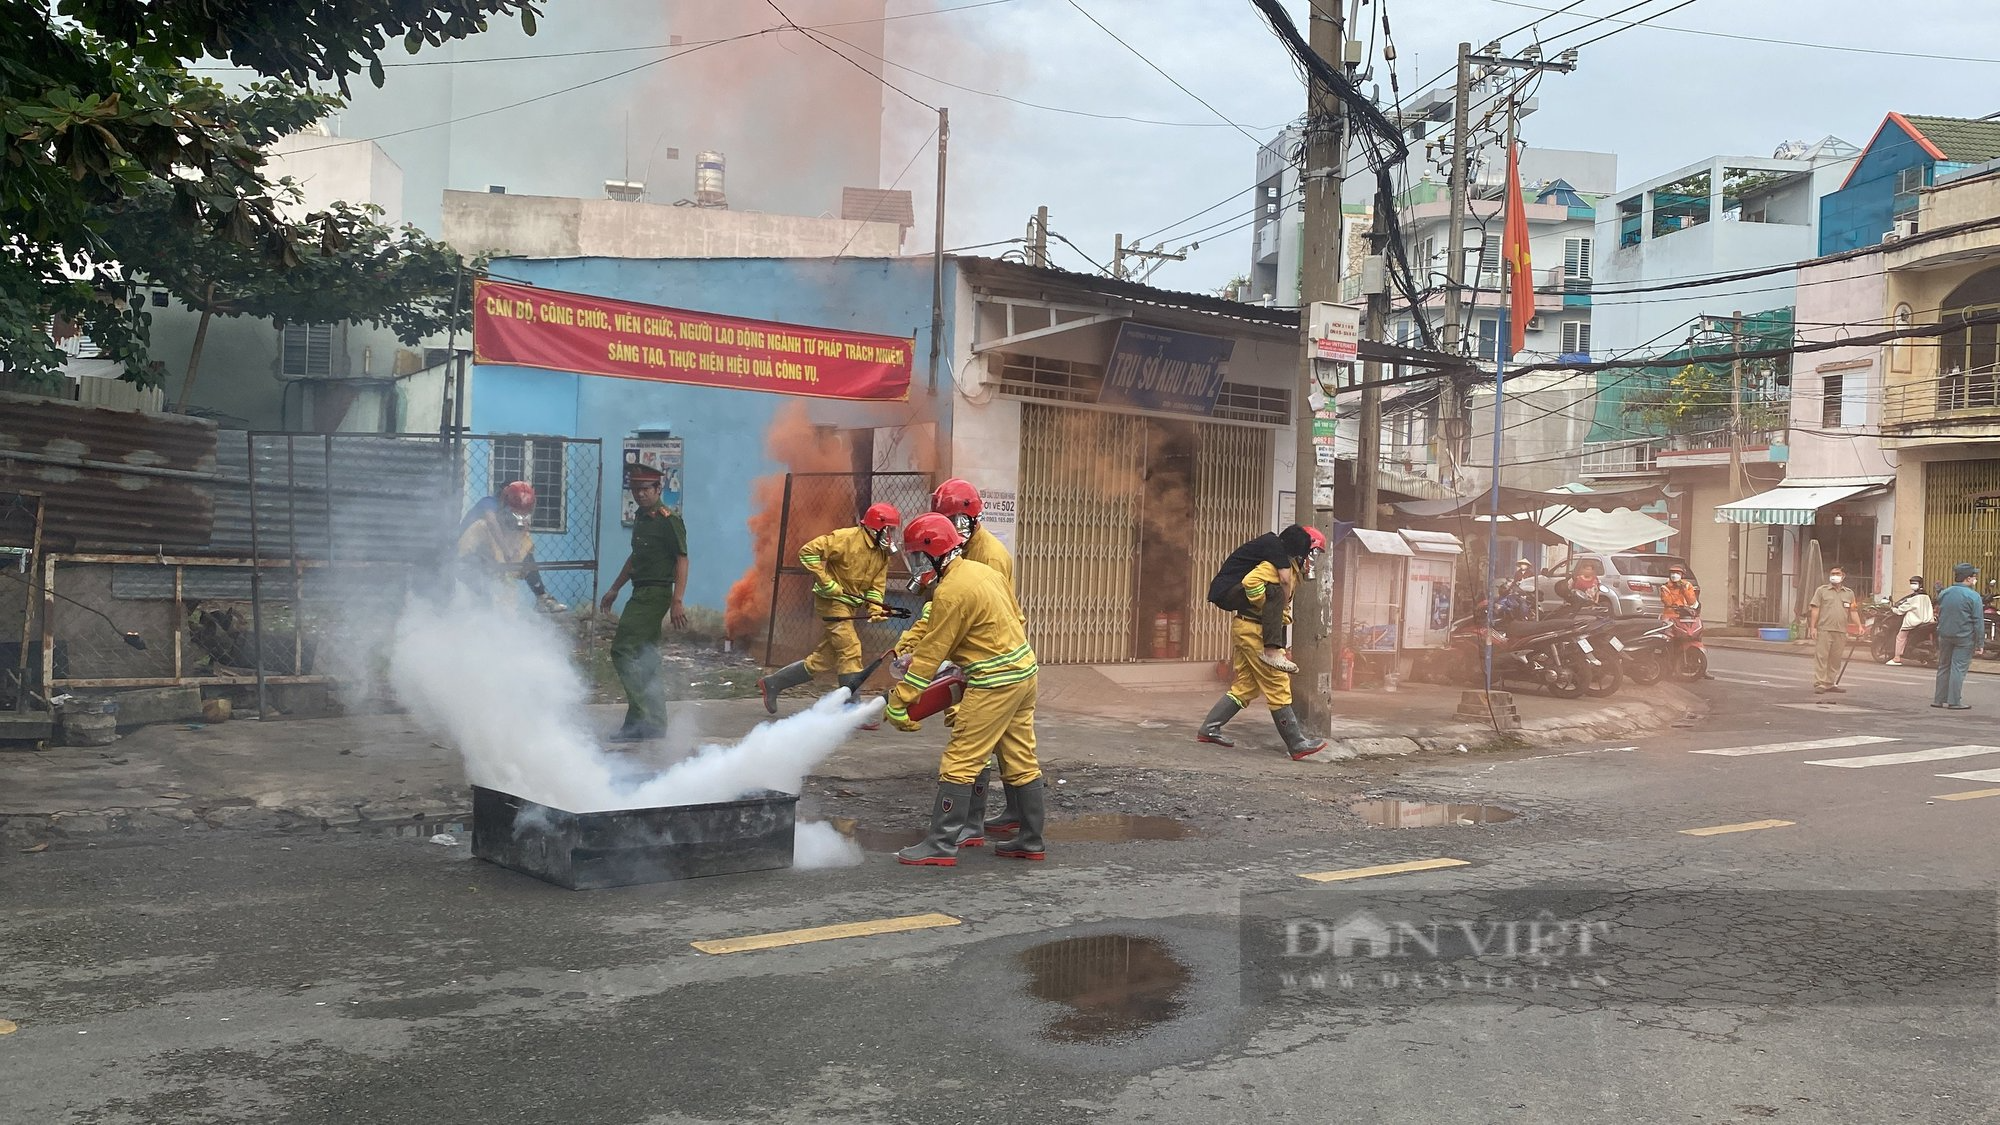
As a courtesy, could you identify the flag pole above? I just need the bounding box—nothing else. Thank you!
[1483,107,1525,695]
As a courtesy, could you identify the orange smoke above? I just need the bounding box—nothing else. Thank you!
[724,402,858,642]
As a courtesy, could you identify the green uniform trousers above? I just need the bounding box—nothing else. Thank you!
[612,585,674,730]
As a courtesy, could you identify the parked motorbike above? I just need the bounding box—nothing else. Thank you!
[1607,616,1672,686]
[1445,595,1602,699]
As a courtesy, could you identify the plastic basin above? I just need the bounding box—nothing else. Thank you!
[1758,627,1790,642]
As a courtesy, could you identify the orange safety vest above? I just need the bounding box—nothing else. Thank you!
[1661,580,1699,619]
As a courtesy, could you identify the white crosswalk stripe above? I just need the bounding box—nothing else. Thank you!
[1806,745,2000,769]
[1690,736,1899,758]
[1935,767,2000,783]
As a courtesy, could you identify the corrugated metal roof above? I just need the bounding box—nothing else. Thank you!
[0,392,218,550]
[841,187,916,228]
[1903,115,2000,165]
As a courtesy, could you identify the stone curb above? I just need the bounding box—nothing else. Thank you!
[1703,633,2000,676]
[1302,683,1704,763]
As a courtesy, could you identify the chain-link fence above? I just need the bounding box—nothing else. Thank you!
[761,471,933,668]
[1,492,44,710]
[33,433,603,705]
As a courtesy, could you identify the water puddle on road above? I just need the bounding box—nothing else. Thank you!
[829,814,1199,850]
[1018,933,1191,1043]
[1349,799,1519,828]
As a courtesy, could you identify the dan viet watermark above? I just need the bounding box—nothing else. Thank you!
[1240,889,1998,1009]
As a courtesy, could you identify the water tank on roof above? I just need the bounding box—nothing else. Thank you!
[695,151,727,209]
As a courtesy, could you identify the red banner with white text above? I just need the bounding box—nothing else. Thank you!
[472,279,913,402]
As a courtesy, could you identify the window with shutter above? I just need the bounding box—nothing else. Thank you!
[1561,321,1591,355]
[1478,232,1500,273]
[280,324,335,378]
[489,438,568,533]
[1822,373,1845,429]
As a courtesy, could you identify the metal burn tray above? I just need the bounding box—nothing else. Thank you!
[471,785,797,890]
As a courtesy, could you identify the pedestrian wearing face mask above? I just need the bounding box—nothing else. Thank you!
[1807,567,1863,694]
[1887,575,1934,666]
[1934,563,1982,710]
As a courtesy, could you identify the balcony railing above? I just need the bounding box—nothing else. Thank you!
[1582,439,1659,476]
[1883,373,2000,428]
[1659,422,1785,452]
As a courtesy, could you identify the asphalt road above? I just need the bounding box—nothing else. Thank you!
[5,643,1999,1124]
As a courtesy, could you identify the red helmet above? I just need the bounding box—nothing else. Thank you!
[499,481,536,515]
[931,478,983,519]
[1304,526,1327,553]
[903,512,965,558]
[861,502,901,532]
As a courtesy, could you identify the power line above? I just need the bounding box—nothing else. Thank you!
[1478,0,2000,64]
[1066,0,1267,147]
[1563,0,1706,52]
[1046,229,1117,278]
[831,124,939,261]
[807,27,1292,130]
[764,0,937,112]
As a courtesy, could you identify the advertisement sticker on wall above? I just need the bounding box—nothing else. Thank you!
[622,435,684,526]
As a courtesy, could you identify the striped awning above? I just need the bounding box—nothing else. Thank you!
[1713,481,1883,525]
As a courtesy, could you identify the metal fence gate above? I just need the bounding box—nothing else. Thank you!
[1017,405,1146,664]
[759,470,934,667]
[32,433,601,706]
[1923,459,2000,586]
[1185,420,1273,663]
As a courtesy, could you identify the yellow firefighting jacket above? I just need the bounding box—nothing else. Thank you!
[894,525,1022,655]
[1239,561,1292,624]
[799,525,889,618]
[456,512,534,575]
[887,558,1036,724]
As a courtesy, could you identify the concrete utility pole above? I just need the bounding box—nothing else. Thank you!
[1293,4,1347,734]
[1437,41,1474,490]
[928,107,951,478]
[1357,181,1390,531]
[1031,205,1049,267]
[1728,309,1745,625]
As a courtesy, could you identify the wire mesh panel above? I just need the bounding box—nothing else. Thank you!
[1017,403,1144,664]
[1185,422,1274,663]
[459,436,604,611]
[758,471,933,667]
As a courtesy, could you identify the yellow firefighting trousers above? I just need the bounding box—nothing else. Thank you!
[937,676,1040,787]
[804,618,864,677]
[1225,616,1291,708]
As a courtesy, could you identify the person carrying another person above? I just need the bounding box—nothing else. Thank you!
[892,478,1023,848]
[1193,525,1329,760]
[1807,565,1864,695]
[757,502,903,715]
[598,465,689,742]
[454,481,566,613]
[1934,563,1982,710]
[884,513,1045,867]
[1888,574,1934,666]
[1207,526,1318,674]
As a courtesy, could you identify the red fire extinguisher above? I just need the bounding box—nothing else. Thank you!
[1339,649,1356,691]
[1153,611,1171,660]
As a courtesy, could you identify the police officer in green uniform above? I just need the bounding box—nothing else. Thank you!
[599,464,689,741]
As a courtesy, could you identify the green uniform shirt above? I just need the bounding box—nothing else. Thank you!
[630,505,689,586]
[1810,583,1856,626]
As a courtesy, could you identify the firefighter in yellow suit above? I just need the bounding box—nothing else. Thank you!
[886,513,1042,866]
[892,478,1025,847]
[1193,525,1331,760]
[757,502,901,714]
[453,481,566,614]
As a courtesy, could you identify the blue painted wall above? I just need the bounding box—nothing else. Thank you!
[1820,118,1926,255]
[469,256,954,613]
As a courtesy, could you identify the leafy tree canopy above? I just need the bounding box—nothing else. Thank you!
[1,0,537,383]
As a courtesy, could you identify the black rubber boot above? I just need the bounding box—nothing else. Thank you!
[897,782,973,867]
[1272,705,1328,761]
[985,780,1023,834]
[1195,696,1242,746]
[956,767,992,847]
[757,660,811,715]
[993,778,1047,860]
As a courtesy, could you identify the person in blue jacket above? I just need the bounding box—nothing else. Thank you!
[1933,562,1983,710]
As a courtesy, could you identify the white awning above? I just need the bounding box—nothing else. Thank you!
[1400,529,1465,556]
[1348,528,1414,556]
[1713,481,1885,525]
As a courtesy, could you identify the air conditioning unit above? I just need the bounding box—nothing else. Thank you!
[1898,218,1920,238]
[1526,315,1546,332]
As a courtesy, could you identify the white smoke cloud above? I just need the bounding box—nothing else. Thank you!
[388,590,881,816]
[793,820,865,868]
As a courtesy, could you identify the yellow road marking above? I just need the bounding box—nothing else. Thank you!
[1679,819,1795,837]
[1935,787,2000,802]
[0,1018,15,1035]
[1296,857,1470,883]
[691,912,962,955]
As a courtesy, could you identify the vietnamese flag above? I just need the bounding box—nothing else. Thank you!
[1503,142,1535,359]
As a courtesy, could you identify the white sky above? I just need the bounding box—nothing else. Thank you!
[872,0,2000,294]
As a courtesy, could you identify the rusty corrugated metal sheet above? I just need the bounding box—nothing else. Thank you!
[0,392,217,551]
[206,433,458,563]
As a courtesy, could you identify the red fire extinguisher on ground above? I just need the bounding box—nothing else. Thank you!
[1152,611,1171,660]
[1339,648,1356,691]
